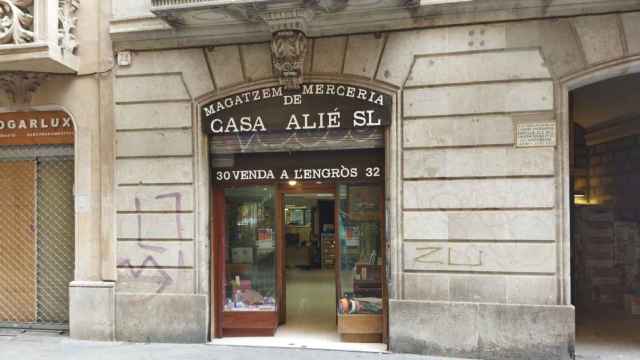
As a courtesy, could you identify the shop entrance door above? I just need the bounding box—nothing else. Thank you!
[278,182,387,345]
[278,185,338,337]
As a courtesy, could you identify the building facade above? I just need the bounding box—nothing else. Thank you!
[2,1,640,359]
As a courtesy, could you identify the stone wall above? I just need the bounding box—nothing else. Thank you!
[110,10,640,358]
[113,48,212,342]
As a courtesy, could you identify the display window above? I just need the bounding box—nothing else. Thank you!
[223,187,277,312]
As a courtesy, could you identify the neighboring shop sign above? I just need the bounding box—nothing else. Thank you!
[201,83,392,136]
[212,149,384,185]
[0,111,74,145]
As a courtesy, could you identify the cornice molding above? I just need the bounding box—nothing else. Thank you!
[114,0,640,51]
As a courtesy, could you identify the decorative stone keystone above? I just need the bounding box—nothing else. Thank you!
[270,29,308,90]
[260,8,312,90]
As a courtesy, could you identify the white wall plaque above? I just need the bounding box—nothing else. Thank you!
[516,122,556,147]
[117,51,132,67]
[75,193,90,213]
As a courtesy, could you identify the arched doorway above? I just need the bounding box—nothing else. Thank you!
[203,80,394,351]
[0,110,75,331]
[568,70,640,356]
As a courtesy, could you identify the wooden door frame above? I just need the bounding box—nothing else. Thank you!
[277,183,337,325]
[211,189,225,338]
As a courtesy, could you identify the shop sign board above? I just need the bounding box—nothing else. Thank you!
[201,83,392,136]
[0,111,74,145]
[212,149,384,185]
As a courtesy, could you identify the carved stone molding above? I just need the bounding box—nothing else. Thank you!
[259,7,313,34]
[303,0,349,13]
[271,30,307,90]
[0,72,48,106]
[257,7,313,90]
[0,0,34,44]
[58,0,79,55]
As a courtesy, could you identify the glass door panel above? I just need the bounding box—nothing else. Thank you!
[337,184,384,314]
[224,186,277,312]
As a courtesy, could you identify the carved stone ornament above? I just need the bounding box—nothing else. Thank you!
[0,72,48,106]
[58,0,79,55]
[270,30,307,90]
[0,0,34,44]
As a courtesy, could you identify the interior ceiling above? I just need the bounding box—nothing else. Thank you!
[572,73,640,130]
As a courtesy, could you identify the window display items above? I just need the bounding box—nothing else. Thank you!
[224,187,277,312]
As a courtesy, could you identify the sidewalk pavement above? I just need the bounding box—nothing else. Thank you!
[0,330,471,360]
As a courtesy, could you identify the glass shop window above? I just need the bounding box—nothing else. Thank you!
[337,184,384,316]
[224,186,277,312]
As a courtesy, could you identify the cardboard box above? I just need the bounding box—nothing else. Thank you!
[338,314,383,343]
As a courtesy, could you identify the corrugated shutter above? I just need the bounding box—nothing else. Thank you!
[0,145,74,328]
[36,159,75,323]
[0,161,37,323]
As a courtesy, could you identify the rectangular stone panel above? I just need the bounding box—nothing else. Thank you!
[404,115,514,148]
[403,147,555,178]
[117,213,195,240]
[241,43,273,82]
[403,81,554,117]
[116,158,193,185]
[117,241,194,267]
[404,273,555,305]
[115,49,214,98]
[115,294,207,343]
[343,34,385,78]
[403,273,449,301]
[116,268,195,294]
[312,36,347,74]
[403,210,556,241]
[506,19,587,78]
[69,284,115,341]
[572,15,624,64]
[406,49,550,87]
[506,275,557,305]
[206,45,244,89]
[403,178,555,209]
[389,300,574,359]
[116,129,193,157]
[377,24,506,86]
[449,274,507,303]
[403,242,556,273]
[115,102,192,130]
[115,75,190,103]
[116,185,194,212]
[622,13,640,55]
